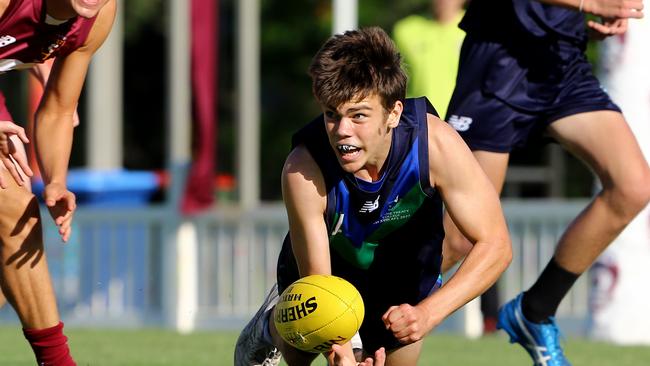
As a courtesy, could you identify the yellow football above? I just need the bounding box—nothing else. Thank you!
[273,274,364,353]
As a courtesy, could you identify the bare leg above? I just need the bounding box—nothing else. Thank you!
[0,166,60,329]
[548,111,650,273]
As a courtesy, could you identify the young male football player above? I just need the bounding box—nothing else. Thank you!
[235,26,512,366]
[0,1,116,364]
[442,0,650,364]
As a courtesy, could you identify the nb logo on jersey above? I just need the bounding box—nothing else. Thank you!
[359,196,380,213]
[0,35,16,48]
[448,115,473,132]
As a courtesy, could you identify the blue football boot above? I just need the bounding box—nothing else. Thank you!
[497,293,572,366]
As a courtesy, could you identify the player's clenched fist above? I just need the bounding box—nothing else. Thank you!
[382,304,431,344]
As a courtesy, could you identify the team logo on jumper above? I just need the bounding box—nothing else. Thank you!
[40,35,67,61]
[448,115,473,132]
[359,196,380,213]
[0,35,16,48]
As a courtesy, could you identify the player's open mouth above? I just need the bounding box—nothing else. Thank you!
[336,144,361,161]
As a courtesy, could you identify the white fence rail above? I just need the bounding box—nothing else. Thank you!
[0,200,592,335]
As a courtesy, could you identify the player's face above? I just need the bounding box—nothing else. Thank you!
[68,0,111,18]
[323,94,402,179]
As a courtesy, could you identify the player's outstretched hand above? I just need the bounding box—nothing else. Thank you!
[0,121,33,188]
[582,0,644,19]
[327,344,386,366]
[382,303,431,344]
[44,183,76,242]
[587,17,628,38]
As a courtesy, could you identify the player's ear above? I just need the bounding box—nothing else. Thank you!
[387,100,403,129]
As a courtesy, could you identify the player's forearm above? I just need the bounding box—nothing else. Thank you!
[34,111,73,185]
[419,237,511,329]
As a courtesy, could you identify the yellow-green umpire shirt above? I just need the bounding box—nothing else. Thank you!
[393,12,465,119]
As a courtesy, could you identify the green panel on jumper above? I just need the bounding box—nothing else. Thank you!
[330,185,428,269]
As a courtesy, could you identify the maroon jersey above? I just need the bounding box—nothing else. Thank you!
[0,0,97,73]
[0,0,97,120]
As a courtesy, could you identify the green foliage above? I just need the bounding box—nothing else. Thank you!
[259,1,331,199]
[123,0,166,43]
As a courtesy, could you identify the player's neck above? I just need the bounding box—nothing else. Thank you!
[0,0,10,19]
[45,0,77,21]
[357,136,392,182]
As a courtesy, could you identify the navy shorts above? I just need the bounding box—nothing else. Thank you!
[446,35,620,152]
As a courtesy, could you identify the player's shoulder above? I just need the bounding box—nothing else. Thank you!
[95,0,117,32]
[285,144,313,165]
[425,112,466,155]
[283,144,321,179]
[81,0,117,51]
[425,113,451,136]
[282,144,327,199]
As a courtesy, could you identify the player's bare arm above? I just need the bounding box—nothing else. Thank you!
[538,0,640,36]
[383,114,512,344]
[281,145,332,276]
[29,60,81,126]
[281,145,359,362]
[538,0,644,18]
[35,0,116,242]
[425,114,511,333]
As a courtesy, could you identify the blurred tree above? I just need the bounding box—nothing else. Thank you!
[124,0,166,42]
[122,0,166,171]
[259,0,331,200]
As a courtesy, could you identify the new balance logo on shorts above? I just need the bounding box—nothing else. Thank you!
[0,35,16,48]
[448,115,473,132]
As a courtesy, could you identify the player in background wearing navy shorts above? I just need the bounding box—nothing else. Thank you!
[0,1,116,364]
[442,0,650,364]
[235,27,511,366]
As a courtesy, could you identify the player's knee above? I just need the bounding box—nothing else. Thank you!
[608,167,650,220]
[0,191,42,250]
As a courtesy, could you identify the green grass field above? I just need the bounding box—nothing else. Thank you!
[1,326,649,365]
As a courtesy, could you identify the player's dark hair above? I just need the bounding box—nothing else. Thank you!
[308,26,407,112]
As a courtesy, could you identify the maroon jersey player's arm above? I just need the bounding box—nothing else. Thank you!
[34,0,116,187]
